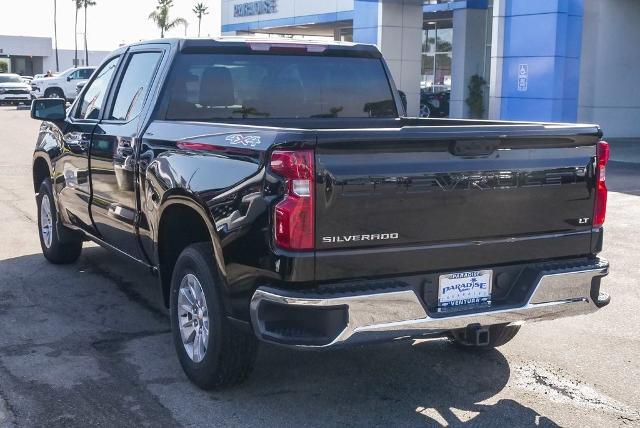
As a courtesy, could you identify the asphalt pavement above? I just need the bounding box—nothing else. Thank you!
[0,106,639,427]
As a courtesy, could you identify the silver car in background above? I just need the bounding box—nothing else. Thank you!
[0,74,33,105]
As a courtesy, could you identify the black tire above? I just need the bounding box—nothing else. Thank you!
[170,242,258,390]
[44,88,65,100]
[449,323,521,349]
[36,179,83,264]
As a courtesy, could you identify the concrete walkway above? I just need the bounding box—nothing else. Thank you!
[608,139,640,164]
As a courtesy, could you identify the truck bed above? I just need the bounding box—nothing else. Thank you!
[145,117,602,283]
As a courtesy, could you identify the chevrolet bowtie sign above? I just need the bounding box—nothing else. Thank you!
[234,0,278,17]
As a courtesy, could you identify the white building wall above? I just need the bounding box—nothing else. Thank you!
[0,35,51,57]
[43,49,111,72]
[488,0,505,120]
[449,8,487,118]
[376,0,423,117]
[1,35,110,74]
[578,0,640,138]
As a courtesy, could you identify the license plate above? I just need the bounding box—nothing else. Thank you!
[438,270,492,309]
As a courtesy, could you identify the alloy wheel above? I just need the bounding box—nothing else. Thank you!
[40,194,53,249]
[177,273,210,363]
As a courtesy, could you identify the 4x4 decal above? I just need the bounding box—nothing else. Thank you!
[225,134,262,147]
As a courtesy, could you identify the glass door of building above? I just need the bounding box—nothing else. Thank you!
[421,20,452,117]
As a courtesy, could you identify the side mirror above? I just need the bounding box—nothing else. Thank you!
[31,98,67,121]
[67,76,72,81]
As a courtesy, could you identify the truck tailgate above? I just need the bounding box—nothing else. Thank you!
[314,125,600,281]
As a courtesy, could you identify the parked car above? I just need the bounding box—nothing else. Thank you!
[30,38,610,390]
[31,66,96,101]
[0,73,33,105]
[420,88,450,117]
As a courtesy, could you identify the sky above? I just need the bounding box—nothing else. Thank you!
[0,0,222,51]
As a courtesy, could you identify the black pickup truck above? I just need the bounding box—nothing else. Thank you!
[30,38,610,389]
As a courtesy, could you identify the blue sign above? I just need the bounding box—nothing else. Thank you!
[234,0,278,18]
[517,64,528,92]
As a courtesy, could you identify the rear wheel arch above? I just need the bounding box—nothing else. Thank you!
[156,197,226,307]
[33,156,51,193]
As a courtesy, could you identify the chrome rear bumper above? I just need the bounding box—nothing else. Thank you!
[250,259,609,348]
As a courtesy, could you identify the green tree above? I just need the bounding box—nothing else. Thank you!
[465,74,487,119]
[192,2,209,37]
[73,0,82,67]
[83,0,96,65]
[149,0,187,38]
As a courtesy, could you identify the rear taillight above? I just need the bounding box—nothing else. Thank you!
[270,150,314,250]
[593,140,610,228]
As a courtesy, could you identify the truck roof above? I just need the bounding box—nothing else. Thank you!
[126,37,382,58]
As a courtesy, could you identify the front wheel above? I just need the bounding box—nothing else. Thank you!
[36,179,83,264]
[44,88,65,100]
[170,243,258,389]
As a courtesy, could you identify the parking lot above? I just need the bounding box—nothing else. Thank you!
[0,106,638,427]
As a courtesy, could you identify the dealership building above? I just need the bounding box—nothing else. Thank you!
[0,35,110,75]
[221,0,640,137]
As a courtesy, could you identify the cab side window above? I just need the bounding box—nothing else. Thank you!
[79,68,94,79]
[109,52,162,121]
[75,57,120,120]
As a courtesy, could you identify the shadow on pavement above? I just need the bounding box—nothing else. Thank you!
[243,340,560,426]
[608,162,640,196]
[0,247,560,426]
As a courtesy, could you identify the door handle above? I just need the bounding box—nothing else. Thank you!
[78,137,89,151]
[118,139,135,157]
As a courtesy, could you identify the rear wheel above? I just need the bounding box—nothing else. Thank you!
[170,243,258,389]
[449,323,521,349]
[36,179,83,264]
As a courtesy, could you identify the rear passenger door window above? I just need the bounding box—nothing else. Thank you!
[75,56,120,120]
[109,52,163,122]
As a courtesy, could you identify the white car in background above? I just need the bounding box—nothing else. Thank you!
[0,74,33,105]
[31,66,96,101]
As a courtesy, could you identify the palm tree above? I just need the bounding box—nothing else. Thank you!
[192,2,209,38]
[53,0,60,71]
[73,0,82,67]
[83,0,96,65]
[148,0,187,39]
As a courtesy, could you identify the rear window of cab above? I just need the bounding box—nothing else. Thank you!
[161,53,397,120]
